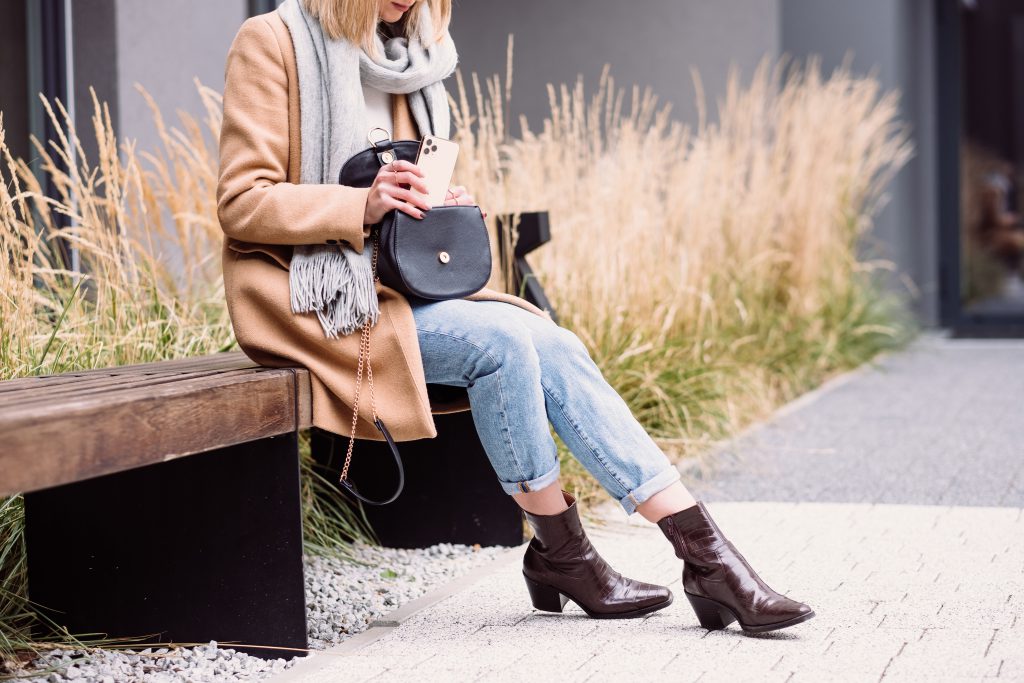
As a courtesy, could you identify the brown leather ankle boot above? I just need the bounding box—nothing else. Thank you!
[521,490,673,619]
[657,501,815,633]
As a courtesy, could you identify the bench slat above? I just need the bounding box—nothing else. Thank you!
[0,353,255,394]
[0,367,268,407]
[0,355,312,496]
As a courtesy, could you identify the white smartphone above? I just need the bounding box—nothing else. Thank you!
[414,135,459,207]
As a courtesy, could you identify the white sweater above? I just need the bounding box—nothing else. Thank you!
[362,81,394,139]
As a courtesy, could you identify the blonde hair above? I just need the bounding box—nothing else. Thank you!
[300,0,452,59]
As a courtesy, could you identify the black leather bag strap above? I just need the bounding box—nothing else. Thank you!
[337,417,405,506]
[336,230,405,506]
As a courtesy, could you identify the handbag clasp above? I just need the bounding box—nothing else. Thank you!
[368,127,396,166]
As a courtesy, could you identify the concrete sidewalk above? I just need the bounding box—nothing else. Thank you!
[685,334,1024,507]
[273,335,1024,682]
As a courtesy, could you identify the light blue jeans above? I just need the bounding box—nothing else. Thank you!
[409,297,682,515]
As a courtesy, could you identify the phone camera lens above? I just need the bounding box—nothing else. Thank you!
[425,138,432,145]
[431,145,438,152]
[423,148,430,155]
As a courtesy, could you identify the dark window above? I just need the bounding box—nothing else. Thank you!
[938,0,1024,335]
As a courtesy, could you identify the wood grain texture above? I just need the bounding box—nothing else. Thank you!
[0,352,312,496]
[0,353,249,394]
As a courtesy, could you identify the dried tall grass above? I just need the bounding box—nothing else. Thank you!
[451,51,914,476]
[0,80,231,379]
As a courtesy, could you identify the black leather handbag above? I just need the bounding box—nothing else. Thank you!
[338,135,493,300]
[332,131,492,506]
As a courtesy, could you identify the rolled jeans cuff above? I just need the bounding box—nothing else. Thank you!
[497,459,561,496]
[618,465,682,516]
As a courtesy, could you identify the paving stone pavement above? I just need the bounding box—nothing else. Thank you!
[273,335,1024,682]
[686,335,1024,507]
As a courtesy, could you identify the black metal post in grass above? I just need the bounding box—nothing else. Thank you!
[497,212,559,325]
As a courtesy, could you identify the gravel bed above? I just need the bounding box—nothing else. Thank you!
[304,541,507,649]
[7,541,510,682]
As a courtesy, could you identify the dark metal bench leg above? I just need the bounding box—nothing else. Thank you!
[22,433,308,660]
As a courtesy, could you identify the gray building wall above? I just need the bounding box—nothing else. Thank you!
[448,0,780,135]
[780,0,939,325]
[114,0,248,155]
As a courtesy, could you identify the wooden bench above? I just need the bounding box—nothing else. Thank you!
[1,354,313,659]
[0,350,529,659]
[0,212,554,659]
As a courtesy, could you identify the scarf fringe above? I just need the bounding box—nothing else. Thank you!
[289,245,380,339]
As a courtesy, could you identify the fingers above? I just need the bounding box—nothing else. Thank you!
[386,170,430,195]
[388,186,432,213]
[447,186,486,217]
[374,163,431,214]
[389,159,425,177]
[398,200,426,220]
[380,193,428,220]
[444,186,476,206]
[440,192,488,218]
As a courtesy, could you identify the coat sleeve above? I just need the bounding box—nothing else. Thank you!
[216,16,373,250]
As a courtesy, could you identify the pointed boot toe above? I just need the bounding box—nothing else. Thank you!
[658,501,816,634]
[631,581,674,612]
[522,490,673,619]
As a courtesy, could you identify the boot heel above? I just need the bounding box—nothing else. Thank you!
[523,573,569,613]
[685,592,737,630]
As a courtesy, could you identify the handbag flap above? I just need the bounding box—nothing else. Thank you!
[378,205,493,300]
[338,140,421,187]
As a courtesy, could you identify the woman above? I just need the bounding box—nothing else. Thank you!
[216,0,815,632]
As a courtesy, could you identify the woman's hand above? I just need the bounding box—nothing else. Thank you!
[363,160,432,224]
[445,185,488,219]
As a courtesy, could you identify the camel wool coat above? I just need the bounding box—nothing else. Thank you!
[217,10,553,442]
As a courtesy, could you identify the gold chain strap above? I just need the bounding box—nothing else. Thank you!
[340,231,380,484]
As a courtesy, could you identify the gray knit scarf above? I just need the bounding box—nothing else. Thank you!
[278,0,458,338]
